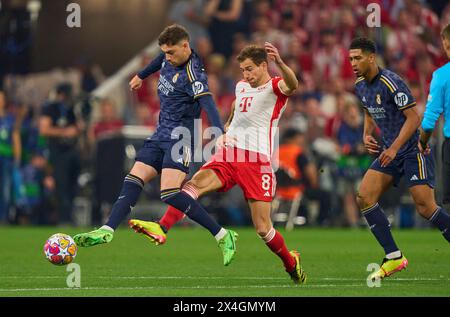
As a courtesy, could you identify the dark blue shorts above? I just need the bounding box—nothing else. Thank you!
[135,139,191,174]
[369,150,435,188]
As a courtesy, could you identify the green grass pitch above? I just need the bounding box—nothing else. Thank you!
[0,226,449,297]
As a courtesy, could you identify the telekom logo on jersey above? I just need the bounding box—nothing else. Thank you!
[239,97,253,112]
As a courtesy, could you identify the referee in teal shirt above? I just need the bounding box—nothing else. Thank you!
[420,22,450,203]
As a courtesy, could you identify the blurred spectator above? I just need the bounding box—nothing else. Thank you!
[19,151,56,225]
[0,90,25,223]
[77,58,105,94]
[313,29,354,91]
[276,128,332,226]
[39,83,81,225]
[168,0,210,49]
[386,9,418,62]
[275,10,309,57]
[88,98,124,145]
[206,0,244,58]
[336,101,370,227]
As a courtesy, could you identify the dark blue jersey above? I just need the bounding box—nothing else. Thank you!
[354,68,417,157]
[140,51,211,142]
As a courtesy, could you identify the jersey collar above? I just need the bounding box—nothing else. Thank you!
[368,67,383,85]
[176,49,196,69]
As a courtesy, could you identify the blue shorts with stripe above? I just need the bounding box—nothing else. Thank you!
[135,139,191,174]
[369,149,435,188]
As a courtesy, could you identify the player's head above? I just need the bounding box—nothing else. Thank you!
[237,45,269,88]
[441,22,450,59]
[158,24,191,66]
[348,37,377,78]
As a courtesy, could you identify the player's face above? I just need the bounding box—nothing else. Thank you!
[239,58,267,88]
[349,49,374,78]
[160,41,190,67]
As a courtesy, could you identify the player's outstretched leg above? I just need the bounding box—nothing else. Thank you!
[74,172,147,247]
[128,206,184,245]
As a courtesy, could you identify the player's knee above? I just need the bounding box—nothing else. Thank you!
[356,191,373,210]
[415,200,435,219]
[254,222,272,237]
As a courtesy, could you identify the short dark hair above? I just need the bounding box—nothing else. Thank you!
[282,128,303,142]
[442,22,450,41]
[237,45,267,66]
[349,37,377,54]
[158,24,190,46]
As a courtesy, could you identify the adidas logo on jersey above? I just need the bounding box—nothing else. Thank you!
[362,96,367,102]
[264,191,270,197]
[177,158,184,164]
[410,175,419,181]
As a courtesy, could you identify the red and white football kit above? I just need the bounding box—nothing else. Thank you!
[200,76,289,202]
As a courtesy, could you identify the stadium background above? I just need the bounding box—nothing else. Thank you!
[1,0,450,298]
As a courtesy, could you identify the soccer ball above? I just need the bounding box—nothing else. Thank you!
[44,233,77,265]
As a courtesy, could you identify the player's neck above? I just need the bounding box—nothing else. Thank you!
[365,66,380,83]
[254,74,272,87]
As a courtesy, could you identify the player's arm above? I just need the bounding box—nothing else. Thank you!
[224,100,235,132]
[380,106,421,167]
[198,94,224,133]
[363,108,380,154]
[130,52,164,90]
[264,42,298,96]
[420,71,444,149]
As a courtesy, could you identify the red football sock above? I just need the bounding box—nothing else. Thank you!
[262,228,296,272]
[159,206,185,231]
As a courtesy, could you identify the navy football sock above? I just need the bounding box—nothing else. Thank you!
[161,188,222,236]
[105,174,144,230]
[362,203,400,255]
[429,207,450,242]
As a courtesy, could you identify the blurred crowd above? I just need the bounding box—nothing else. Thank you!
[1,0,449,227]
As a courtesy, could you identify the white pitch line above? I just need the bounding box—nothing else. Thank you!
[0,284,366,292]
[1,276,449,281]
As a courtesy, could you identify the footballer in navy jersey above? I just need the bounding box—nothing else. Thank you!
[354,68,418,159]
[140,50,210,143]
[347,37,450,282]
[73,25,234,259]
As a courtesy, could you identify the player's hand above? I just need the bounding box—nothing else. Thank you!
[363,135,380,154]
[418,140,431,155]
[129,75,143,90]
[379,147,397,167]
[215,134,236,149]
[264,42,283,65]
